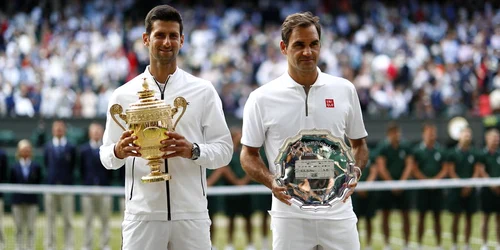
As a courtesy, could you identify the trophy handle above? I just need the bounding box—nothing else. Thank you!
[171,97,188,130]
[109,104,127,131]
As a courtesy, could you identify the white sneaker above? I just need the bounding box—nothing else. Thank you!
[245,244,256,250]
[262,238,270,250]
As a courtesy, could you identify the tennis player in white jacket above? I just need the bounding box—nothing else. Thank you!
[99,5,233,250]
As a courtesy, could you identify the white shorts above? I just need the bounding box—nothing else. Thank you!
[270,217,359,250]
[122,219,212,250]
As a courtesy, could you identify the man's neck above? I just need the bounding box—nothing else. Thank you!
[458,142,470,151]
[289,70,318,90]
[20,158,31,166]
[149,62,177,83]
[424,141,434,149]
[90,140,101,145]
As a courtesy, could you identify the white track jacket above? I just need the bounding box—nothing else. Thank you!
[100,67,233,221]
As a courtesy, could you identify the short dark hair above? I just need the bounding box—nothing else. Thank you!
[386,121,400,134]
[145,5,183,35]
[281,12,321,47]
[422,122,436,132]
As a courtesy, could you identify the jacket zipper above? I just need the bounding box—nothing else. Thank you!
[199,166,205,196]
[304,86,309,116]
[154,75,172,221]
[153,75,171,100]
[165,159,171,220]
[129,158,136,200]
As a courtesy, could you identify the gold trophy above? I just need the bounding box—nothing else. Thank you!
[109,78,188,183]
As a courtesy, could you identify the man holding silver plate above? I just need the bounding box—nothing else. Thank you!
[241,12,369,250]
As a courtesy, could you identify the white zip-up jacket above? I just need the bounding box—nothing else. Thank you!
[100,67,233,221]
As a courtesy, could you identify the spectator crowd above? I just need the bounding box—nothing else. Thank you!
[1,0,500,120]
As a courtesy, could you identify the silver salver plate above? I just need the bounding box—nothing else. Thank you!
[275,129,357,211]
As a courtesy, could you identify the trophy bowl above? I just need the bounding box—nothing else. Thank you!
[275,129,357,211]
[110,78,188,183]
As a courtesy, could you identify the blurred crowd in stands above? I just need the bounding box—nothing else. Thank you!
[1,0,500,120]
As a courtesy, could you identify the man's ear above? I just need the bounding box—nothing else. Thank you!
[280,40,287,56]
[142,32,149,47]
[180,34,185,49]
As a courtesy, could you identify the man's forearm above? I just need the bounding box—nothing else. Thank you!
[351,139,369,170]
[241,150,274,189]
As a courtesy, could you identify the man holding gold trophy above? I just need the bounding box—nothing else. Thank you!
[99,5,233,250]
[241,12,369,250]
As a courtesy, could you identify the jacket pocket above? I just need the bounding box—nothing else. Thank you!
[199,166,205,196]
[129,158,136,200]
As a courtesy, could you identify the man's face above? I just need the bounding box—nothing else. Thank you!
[18,145,32,159]
[143,20,184,65]
[388,129,401,144]
[423,126,437,143]
[486,132,500,148]
[89,124,103,142]
[52,121,66,138]
[280,25,320,75]
[458,128,472,145]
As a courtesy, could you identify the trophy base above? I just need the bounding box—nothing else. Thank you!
[141,173,172,183]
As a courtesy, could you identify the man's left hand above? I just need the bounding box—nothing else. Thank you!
[461,187,472,197]
[160,131,193,159]
[342,180,358,203]
[342,167,361,203]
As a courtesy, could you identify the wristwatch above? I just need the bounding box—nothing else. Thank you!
[191,143,200,160]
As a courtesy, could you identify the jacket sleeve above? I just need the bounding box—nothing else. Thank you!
[79,146,86,181]
[193,85,233,169]
[0,151,7,183]
[100,90,126,170]
[70,144,77,177]
[35,163,43,184]
[9,165,16,184]
[43,145,49,170]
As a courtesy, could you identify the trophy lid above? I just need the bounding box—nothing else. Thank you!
[128,78,169,111]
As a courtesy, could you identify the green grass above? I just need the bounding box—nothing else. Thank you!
[3,213,123,250]
[2,211,499,250]
[357,211,498,250]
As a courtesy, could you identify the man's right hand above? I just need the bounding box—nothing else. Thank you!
[272,179,291,206]
[491,186,500,195]
[114,130,141,159]
[392,189,403,195]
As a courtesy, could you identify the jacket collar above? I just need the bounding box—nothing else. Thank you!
[52,137,67,147]
[283,67,325,88]
[19,158,31,168]
[143,66,182,86]
[90,140,102,149]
